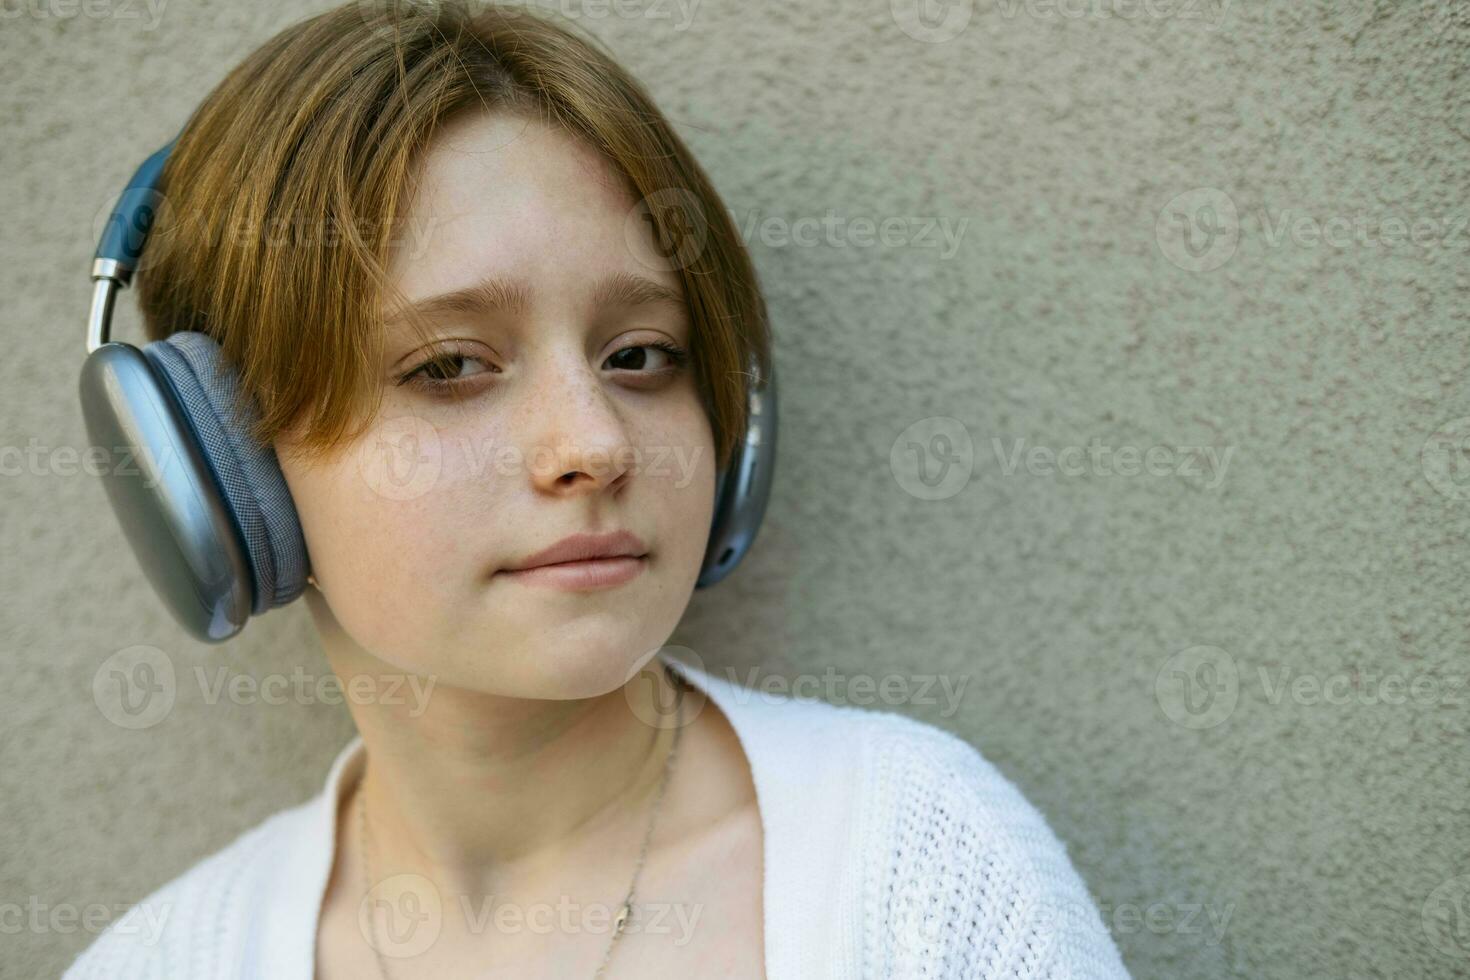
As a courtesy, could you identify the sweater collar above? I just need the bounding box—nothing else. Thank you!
[278,651,856,980]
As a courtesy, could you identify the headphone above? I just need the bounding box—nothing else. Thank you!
[79,135,778,644]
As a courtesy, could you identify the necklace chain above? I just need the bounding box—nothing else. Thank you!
[354,667,688,979]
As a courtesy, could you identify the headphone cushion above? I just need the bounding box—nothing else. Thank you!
[140,331,309,613]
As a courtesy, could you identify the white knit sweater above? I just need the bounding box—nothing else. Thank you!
[63,653,1132,978]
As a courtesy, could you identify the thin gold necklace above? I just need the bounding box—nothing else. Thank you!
[354,669,688,978]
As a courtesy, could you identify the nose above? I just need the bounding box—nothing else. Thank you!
[519,352,636,498]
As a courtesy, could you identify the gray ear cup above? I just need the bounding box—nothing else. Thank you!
[80,340,248,643]
[140,331,311,613]
[695,355,777,589]
[79,328,311,643]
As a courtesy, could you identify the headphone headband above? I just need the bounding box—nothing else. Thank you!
[88,137,177,352]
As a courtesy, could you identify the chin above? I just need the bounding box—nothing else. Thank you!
[436,627,666,702]
[538,641,664,701]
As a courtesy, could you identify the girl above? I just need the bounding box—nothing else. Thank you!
[68,2,1130,977]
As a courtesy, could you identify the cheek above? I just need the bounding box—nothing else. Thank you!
[647,409,721,595]
[280,435,482,651]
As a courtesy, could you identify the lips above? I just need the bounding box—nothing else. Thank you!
[500,530,649,573]
[498,555,647,591]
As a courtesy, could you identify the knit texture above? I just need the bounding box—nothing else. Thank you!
[62,655,1131,979]
[863,711,1130,979]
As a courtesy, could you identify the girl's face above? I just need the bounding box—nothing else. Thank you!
[275,110,716,700]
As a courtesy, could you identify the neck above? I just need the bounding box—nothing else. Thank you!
[314,619,686,897]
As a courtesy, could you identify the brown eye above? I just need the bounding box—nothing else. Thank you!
[605,340,689,373]
[398,349,497,392]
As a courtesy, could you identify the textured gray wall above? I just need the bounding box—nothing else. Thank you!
[3,1,1466,978]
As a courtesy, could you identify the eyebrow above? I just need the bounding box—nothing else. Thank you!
[384,270,686,328]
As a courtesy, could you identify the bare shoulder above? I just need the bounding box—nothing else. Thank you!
[664,684,762,846]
